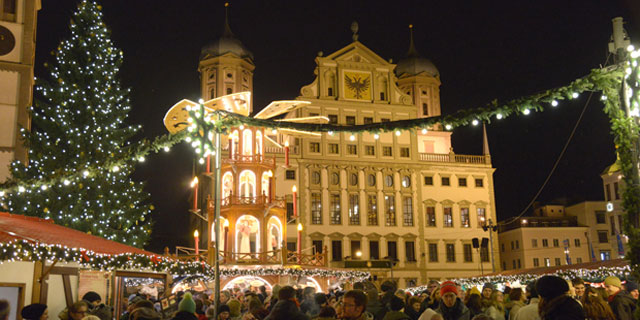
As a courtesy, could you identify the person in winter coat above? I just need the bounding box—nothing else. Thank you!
[380,281,398,312]
[484,291,505,320]
[434,281,470,320]
[536,275,585,320]
[382,296,410,320]
[339,290,369,320]
[580,286,615,320]
[507,288,525,320]
[603,276,636,320]
[264,286,309,320]
[464,294,482,318]
[81,292,113,320]
[301,287,320,317]
[511,282,540,320]
[365,287,386,320]
[21,304,48,320]
[404,296,421,320]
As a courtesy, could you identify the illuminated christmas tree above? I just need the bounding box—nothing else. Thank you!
[2,0,152,247]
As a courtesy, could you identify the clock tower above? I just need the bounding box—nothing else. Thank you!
[0,0,39,182]
[198,4,254,112]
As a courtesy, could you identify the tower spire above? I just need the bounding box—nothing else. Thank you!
[482,122,491,156]
[223,2,234,37]
[407,24,419,57]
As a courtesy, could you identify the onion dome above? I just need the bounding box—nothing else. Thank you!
[200,4,253,61]
[395,25,438,77]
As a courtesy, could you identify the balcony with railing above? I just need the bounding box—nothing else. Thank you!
[419,152,491,165]
[208,195,285,209]
[222,154,275,166]
[167,246,328,268]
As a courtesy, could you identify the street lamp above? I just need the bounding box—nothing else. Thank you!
[482,219,498,272]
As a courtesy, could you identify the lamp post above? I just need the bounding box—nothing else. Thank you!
[193,230,199,261]
[482,219,498,272]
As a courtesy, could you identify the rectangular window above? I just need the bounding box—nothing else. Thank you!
[475,178,484,187]
[329,144,339,154]
[517,259,522,269]
[533,258,540,267]
[532,239,538,248]
[443,207,453,227]
[310,142,320,153]
[328,114,338,124]
[400,147,410,158]
[460,208,470,228]
[477,208,486,227]
[346,116,356,125]
[365,145,375,156]
[542,239,549,247]
[442,177,450,186]
[480,246,489,262]
[381,118,391,122]
[512,260,516,269]
[331,240,342,261]
[287,242,296,252]
[511,241,514,250]
[349,194,360,225]
[363,117,374,124]
[388,241,398,261]
[605,184,611,201]
[428,243,438,262]
[347,144,357,155]
[403,197,414,226]
[598,230,609,243]
[614,182,620,200]
[596,211,606,224]
[515,240,519,249]
[405,241,416,262]
[463,243,473,262]
[330,194,341,225]
[576,257,583,264]
[311,192,322,224]
[574,238,581,247]
[351,240,361,258]
[610,216,616,235]
[502,243,505,252]
[369,241,379,260]
[458,178,467,187]
[555,258,561,266]
[385,195,396,226]
[286,202,294,225]
[426,206,436,227]
[367,194,378,226]
[285,170,296,180]
[553,239,559,247]
[424,176,433,185]
[383,146,393,157]
[312,240,323,254]
[446,243,455,262]
[544,258,550,267]
[503,262,507,270]
[601,250,611,261]
[617,216,623,235]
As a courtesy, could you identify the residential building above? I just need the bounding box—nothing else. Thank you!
[498,204,590,271]
[598,161,629,259]
[565,201,621,261]
[0,0,39,182]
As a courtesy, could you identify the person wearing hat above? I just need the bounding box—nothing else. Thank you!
[381,296,410,320]
[623,280,639,300]
[21,303,48,320]
[81,291,112,320]
[215,305,230,320]
[604,276,636,320]
[536,275,584,320]
[511,281,539,320]
[434,281,469,320]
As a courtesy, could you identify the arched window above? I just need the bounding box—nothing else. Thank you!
[255,130,263,156]
[231,130,239,157]
[210,87,216,99]
[242,129,253,155]
[261,171,271,198]
[226,87,233,94]
[239,170,256,199]
[267,216,283,253]
[236,215,260,255]
[222,172,234,200]
[211,216,228,253]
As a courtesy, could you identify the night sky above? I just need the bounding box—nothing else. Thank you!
[34,1,640,252]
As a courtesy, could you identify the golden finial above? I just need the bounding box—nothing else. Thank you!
[224,2,229,7]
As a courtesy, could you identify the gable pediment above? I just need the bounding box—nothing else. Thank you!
[324,41,390,66]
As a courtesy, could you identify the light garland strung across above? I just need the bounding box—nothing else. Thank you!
[0,240,370,282]
[405,264,633,294]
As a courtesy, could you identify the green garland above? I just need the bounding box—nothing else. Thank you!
[0,240,370,281]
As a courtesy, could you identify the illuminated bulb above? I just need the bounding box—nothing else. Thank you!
[496,113,503,120]
[328,131,333,136]
[199,158,205,164]
[83,170,90,177]
[138,156,145,162]
[198,98,204,104]
[191,177,199,187]
[194,230,199,238]
[571,92,579,99]
[472,119,479,126]
[186,105,191,111]
[627,44,635,52]
[271,129,277,134]
[18,186,25,193]
[292,185,297,193]
[551,100,558,107]
[63,180,71,186]
[187,117,193,123]
[445,124,452,130]
[601,95,608,101]
[185,137,192,143]
[41,185,48,191]
[163,147,170,152]
[0,191,4,197]
[239,125,245,130]
[297,223,303,231]
[395,130,401,136]
[421,128,427,134]
[523,109,530,115]
[373,134,379,140]
[349,134,355,141]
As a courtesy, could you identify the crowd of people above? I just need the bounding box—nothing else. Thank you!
[1,275,637,320]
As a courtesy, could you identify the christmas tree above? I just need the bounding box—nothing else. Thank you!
[1,0,152,247]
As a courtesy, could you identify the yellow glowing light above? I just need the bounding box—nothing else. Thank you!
[191,176,199,188]
[194,230,199,238]
[223,219,230,228]
[297,223,303,231]
[356,251,362,257]
[285,140,289,147]
[292,185,297,193]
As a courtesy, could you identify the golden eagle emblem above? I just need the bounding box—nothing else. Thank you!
[345,73,371,99]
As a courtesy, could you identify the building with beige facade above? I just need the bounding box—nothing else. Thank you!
[498,204,591,271]
[597,161,629,259]
[0,0,39,182]
[197,20,500,287]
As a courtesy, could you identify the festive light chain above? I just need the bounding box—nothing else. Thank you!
[0,240,370,282]
[405,265,633,294]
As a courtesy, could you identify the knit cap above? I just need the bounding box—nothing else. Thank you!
[440,281,458,296]
[178,292,196,314]
[536,275,569,299]
[604,276,622,289]
[82,291,102,303]
[625,280,638,291]
[482,283,495,291]
[227,299,241,317]
[21,304,47,320]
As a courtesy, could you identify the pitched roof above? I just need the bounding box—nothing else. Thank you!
[0,212,156,256]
